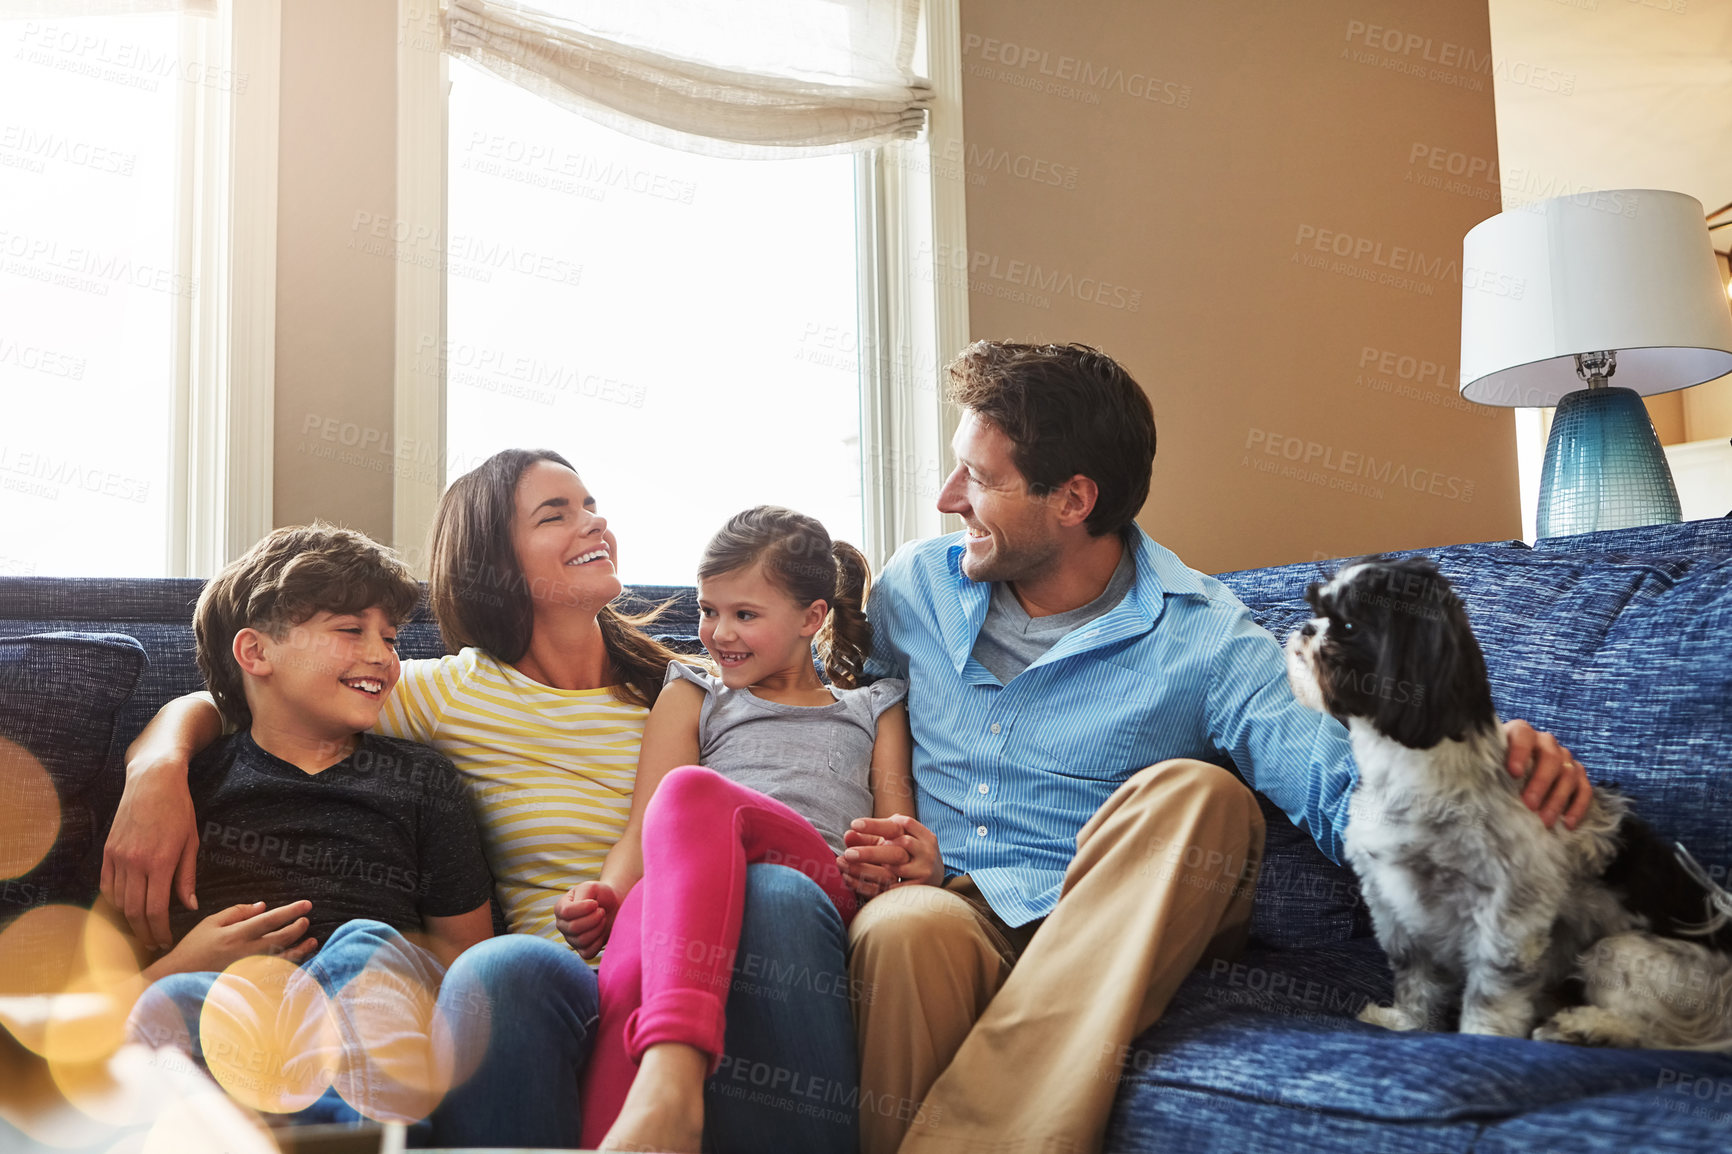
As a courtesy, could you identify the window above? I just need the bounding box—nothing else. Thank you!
[443,58,865,584]
[397,0,969,582]
[0,3,275,578]
[0,12,189,577]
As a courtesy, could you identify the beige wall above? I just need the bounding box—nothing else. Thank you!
[272,0,397,541]
[958,0,1521,574]
[268,1,1536,573]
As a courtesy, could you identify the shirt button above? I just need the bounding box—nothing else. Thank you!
[978,783,990,794]
[976,825,988,836]
[989,723,1001,734]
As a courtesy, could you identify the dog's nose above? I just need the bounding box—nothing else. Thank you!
[1300,621,1317,638]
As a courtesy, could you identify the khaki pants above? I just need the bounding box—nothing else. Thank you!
[848,759,1265,1154]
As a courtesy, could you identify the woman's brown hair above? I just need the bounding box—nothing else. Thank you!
[426,448,684,709]
[696,505,872,689]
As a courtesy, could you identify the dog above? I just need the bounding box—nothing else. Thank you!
[1282,555,1732,1049]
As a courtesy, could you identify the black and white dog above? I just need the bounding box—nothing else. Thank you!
[1283,556,1732,1049]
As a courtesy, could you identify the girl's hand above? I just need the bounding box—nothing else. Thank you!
[840,815,942,897]
[153,900,317,977]
[554,882,620,958]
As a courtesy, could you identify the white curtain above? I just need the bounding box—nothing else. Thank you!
[445,0,930,158]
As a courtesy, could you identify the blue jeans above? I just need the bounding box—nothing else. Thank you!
[128,920,599,1147]
[128,866,855,1149]
[708,863,859,1154]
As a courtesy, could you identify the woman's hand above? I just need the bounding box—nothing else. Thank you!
[146,900,317,979]
[102,756,201,952]
[1503,719,1593,830]
[839,815,942,898]
[554,882,621,958]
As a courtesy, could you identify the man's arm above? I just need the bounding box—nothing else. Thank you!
[1204,609,1592,865]
[102,692,226,950]
[862,544,914,683]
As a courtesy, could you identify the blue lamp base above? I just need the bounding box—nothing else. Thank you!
[1536,386,1681,539]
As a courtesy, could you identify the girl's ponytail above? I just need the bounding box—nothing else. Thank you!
[817,540,872,689]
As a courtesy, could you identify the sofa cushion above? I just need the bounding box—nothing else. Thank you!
[1532,516,1732,559]
[1475,1086,1732,1154]
[1542,555,1732,885]
[0,632,147,922]
[1107,939,1732,1153]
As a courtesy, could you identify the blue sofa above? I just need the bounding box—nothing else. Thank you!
[2,518,1729,1152]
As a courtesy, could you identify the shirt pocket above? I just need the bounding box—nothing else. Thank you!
[824,729,876,787]
[1019,660,1160,781]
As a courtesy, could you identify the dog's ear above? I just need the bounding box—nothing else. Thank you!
[1370,563,1496,748]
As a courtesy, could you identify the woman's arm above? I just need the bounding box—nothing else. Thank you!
[554,678,704,956]
[102,693,226,951]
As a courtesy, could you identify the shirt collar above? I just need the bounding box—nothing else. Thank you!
[939,526,1210,671]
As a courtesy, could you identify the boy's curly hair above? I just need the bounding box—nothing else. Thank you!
[194,523,423,730]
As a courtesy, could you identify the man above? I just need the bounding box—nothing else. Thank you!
[838,341,1591,1154]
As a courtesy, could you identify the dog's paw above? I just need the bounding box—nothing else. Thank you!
[1357,1003,1422,1031]
[1532,1007,1613,1047]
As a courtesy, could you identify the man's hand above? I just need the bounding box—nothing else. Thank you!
[840,815,942,898]
[101,758,201,952]
[1504,719,1592,829]
[554,882,620,959]
[150,900,317,978]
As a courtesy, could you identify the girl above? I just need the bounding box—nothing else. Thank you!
[558,505,937,1153]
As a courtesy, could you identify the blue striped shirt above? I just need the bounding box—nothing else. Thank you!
[867,528,1358,927]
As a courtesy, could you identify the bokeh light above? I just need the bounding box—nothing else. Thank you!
[329,963,453,1123]
[0,734,60,880]
[198,955,338,1115]
[0,906,144,1063]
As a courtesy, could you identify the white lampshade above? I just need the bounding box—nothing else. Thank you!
[1459,189,1732,406]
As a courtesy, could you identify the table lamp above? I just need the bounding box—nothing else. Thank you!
[1459,189,1732,538]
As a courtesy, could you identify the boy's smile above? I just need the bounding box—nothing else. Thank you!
[241,607,401,769]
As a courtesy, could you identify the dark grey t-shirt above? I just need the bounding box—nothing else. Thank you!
[666,662,908,854]
[173,731,495,951]
[970,542,1137,684]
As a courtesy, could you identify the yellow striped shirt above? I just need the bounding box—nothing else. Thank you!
[372,649,644,942]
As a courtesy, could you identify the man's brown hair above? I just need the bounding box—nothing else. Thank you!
[946,340,1157,536]
[194,523,423,730]
[427,448,685,710]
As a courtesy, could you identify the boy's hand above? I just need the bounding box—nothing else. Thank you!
[554,882,620,959]
[840,815,942,898]
[102,756,201,952]
[155,900,317,977]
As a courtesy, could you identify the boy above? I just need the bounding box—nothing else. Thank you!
[122,523,496,1126]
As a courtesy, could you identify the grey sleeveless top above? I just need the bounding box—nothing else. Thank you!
[664,662,908,854]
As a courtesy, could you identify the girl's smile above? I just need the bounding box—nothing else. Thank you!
[696,562,828,695]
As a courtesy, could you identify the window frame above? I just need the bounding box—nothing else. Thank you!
[169,0,280,576]
[390,0,967,574]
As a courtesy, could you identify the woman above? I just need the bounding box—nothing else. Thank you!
[104,449,858,1151]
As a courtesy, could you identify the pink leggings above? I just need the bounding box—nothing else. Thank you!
[577,766,857,1146]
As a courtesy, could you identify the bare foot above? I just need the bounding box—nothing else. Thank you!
[599,1043,707,1153]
